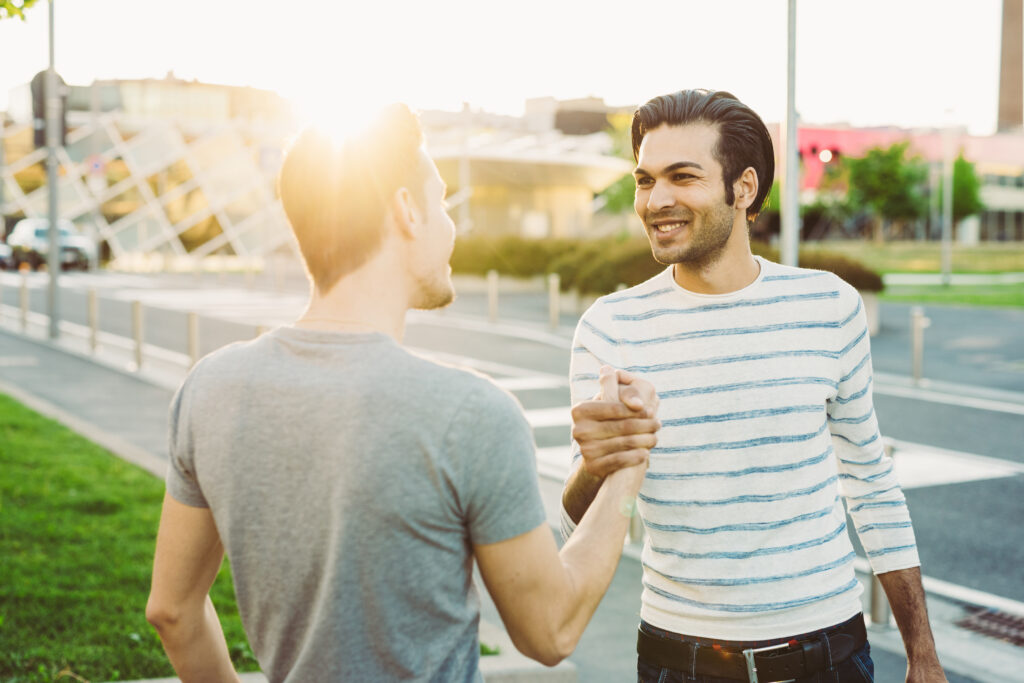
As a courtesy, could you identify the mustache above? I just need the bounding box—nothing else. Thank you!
[646,210,694,224]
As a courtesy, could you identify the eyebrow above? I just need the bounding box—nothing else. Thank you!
[633,160,705,177]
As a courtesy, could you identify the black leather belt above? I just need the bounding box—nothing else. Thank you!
[637,615,867,682]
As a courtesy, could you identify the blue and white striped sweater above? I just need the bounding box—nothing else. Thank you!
[560,256,919,641]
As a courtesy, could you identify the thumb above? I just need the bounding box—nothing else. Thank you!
[598,365,619,403]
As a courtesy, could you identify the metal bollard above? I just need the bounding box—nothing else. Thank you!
[88,289,99,353]
[132,301,144,370]
[487,269,499,323]
[547,273,560,331]
[20,272,28,332]
[910,306,931,386]
[870,574,892,627]
[187,312,200,367]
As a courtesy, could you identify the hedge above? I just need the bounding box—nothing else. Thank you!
[450,235,883,294]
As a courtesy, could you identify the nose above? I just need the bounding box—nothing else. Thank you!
[646,180,675,212]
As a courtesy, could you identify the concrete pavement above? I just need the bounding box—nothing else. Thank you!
[2,274,1023,681]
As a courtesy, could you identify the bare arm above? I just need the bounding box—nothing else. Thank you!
[562,369,659,525]
[876,566,948,683]
[475,368,650,665]
[147,493,240,683]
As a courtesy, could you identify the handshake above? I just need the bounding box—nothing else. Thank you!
[564,366,661,523]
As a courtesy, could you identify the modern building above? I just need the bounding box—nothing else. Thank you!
[425,105,630,239]
[2,86,631,268]
[768,123,1024,242]
[1,76,297,268]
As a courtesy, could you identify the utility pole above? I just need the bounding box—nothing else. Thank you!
[779,0,800,267]
[0,114,6,235]
[940,120,954,286]
[45,0,61,338]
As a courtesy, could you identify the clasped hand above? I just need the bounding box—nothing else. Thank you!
[571,366,660,479]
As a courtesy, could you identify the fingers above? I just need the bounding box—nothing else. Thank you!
[571,399,649,423]
[573,429,658,461]
[616,371,658,417]
[580,447,651,479]
[618,384,648,414]
[598,365,619,403]
[572,414,661,444]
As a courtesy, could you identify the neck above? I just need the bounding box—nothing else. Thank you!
[298,254,409,341]
[672,217,760,294]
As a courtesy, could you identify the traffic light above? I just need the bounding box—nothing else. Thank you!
[30,70,67,149]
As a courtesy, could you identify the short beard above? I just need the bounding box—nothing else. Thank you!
[650,201,735,271]
[410,273,455,311]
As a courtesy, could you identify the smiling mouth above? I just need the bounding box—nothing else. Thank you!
[652,221,688,233]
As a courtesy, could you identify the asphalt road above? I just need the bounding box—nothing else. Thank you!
[2,270,1023,606]
[2,268,1020,681]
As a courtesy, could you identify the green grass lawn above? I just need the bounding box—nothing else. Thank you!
[881,283,1024,308]
[804,240,1024,274]
[0,394,257,683]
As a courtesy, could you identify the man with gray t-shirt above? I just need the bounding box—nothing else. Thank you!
[146,104,659,682]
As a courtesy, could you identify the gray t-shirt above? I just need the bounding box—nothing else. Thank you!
[166,327,546,682]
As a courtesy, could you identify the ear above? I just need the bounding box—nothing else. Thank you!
[733,167,759,212]
[390,186,420,240]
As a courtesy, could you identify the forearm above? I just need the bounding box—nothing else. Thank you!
[552,466,643,653]
[561,464,605,525]
[876,567,943,669]
[153,596,240,683]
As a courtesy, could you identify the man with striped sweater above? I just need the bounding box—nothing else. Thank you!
[562,90,946,682]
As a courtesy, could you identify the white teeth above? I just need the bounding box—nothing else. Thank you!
[656,222,685,232]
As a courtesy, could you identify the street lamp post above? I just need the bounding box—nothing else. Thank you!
[941,123,954,287]
[45,0,61,338]
[780,0,800,267]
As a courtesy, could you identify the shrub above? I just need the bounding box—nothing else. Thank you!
[450,235,883,294]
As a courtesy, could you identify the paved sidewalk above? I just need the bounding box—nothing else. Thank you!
[2,300,1022,680]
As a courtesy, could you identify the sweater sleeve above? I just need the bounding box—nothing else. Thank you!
[560,301,625,540]
[828,284,920,574]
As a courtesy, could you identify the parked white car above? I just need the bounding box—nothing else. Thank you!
[6,218,96,271]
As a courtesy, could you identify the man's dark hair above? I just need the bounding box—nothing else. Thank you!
[631,89,775,222]
[278,104,427,295]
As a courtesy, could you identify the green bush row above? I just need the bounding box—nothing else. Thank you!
[450,235,884,293]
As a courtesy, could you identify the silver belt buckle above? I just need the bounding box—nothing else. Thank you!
[742,641,794,683]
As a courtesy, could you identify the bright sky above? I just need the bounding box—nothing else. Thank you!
[0,0,1006,135]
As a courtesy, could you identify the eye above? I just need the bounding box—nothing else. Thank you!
[672,173,694,182]
[634,177,653,188]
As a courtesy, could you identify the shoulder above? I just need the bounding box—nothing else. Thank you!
[758,258,862,313]
[173,336,262,400]
[577,267,674,334]
[412,354,525,417]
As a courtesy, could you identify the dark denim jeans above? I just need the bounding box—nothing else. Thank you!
[637,619,874,683]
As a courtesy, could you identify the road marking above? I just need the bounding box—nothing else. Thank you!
[493,376,568,391]
[534,440,1023,491]
[524,406,571,429]
[0,355,39,367]
[536,446,571,480]
[409,346,568,384]
[873,382,1024,416]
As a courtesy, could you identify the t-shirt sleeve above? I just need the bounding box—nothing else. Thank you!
[165,373,209,508]
[449,382,546,546]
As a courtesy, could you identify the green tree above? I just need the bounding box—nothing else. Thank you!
[1,0,39,20]
[597,112,636,214]
[947,154,985,223]
[844,142,928,241]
